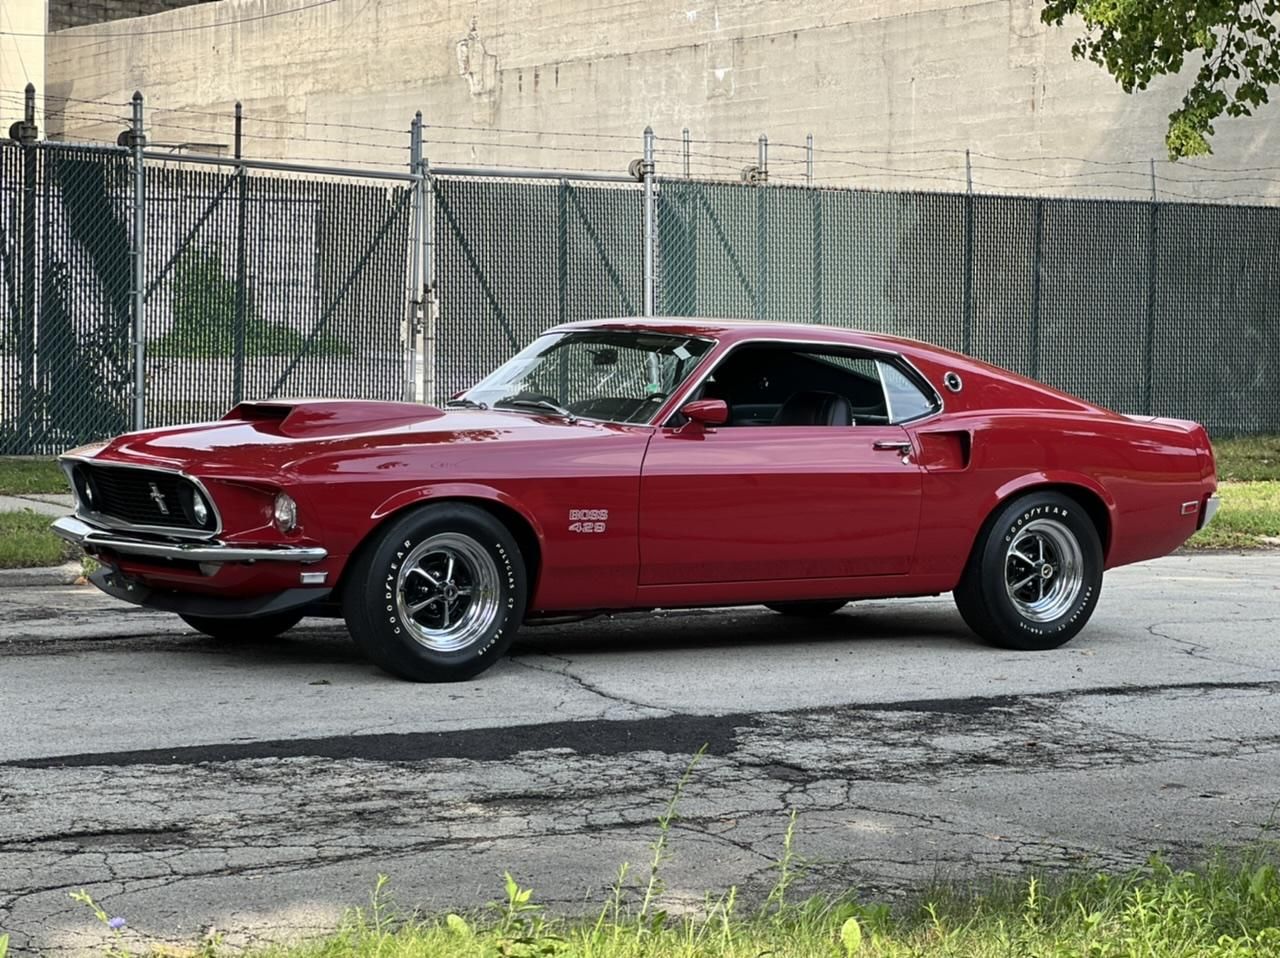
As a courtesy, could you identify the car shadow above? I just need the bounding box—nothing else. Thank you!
[179,600,977,672]
[509,601,976,657]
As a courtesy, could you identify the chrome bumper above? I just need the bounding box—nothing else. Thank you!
[1199,494,1221,530]
[51,515,328,565]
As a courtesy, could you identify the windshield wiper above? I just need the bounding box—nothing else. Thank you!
[494,398,575,419]
[445,397,488,409]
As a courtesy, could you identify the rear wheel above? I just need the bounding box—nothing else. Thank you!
[179,610,304,641]
[764,599,847,618]
[954,491,1103,651]
[342,503,527,682]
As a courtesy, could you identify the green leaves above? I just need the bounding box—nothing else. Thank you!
[1041,1,1280,157]
[840,916,863,955]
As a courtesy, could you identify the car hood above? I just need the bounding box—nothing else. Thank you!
[81,399,638,477]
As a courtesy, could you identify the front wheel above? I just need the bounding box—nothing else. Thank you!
[954,491,1103,651]
[342,503,527,682]
[179,610,304,641]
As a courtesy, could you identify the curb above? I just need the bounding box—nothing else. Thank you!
[0,562,85,588]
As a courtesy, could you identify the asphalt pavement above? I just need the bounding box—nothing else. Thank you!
[2,552,1278,954]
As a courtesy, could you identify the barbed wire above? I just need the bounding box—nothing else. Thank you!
[3,88,1278,203]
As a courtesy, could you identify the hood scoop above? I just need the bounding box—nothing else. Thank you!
[224,400,445,438]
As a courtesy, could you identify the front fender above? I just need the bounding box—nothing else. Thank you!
[370,482,549,548]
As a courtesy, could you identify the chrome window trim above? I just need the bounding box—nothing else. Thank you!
[59,455,225,541]
[877,359,896,424]
[655,335,945,428]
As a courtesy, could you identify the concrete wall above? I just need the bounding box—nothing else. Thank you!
[1,0,46,130]
[49,0,218,32]
[41,0,1280,202]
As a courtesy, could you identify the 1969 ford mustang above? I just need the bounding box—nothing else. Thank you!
[54,318,1220,682]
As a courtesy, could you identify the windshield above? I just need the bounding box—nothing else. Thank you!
[460,330,715,424]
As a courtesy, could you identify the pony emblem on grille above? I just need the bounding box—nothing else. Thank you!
[148,482,170,515]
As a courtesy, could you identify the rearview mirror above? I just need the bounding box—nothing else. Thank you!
[680,399,729,426]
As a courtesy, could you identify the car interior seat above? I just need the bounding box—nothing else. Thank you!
[772,390,854,427]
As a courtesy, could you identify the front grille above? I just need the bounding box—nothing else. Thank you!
[77,465,213,533]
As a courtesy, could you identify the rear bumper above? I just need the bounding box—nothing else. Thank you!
[52,515,328,565]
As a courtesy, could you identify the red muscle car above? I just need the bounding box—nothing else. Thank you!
[53,318,1220,681]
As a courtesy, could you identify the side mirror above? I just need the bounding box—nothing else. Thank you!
[679,399,729,427]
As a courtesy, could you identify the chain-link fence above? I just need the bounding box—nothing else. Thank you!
[431,176,641,401]
[4,98,1280,454]
[143,160,412,426]
[653,179,1280,436]
[1,143,134,454]
[0,136,418,453]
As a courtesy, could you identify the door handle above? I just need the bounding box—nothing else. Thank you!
[873,440,912,454]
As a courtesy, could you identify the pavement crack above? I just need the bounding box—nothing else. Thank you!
[508,654,673,717]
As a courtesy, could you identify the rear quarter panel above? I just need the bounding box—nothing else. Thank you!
[897,347,1215,583]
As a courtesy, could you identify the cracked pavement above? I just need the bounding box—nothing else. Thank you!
[1,552,1278,954]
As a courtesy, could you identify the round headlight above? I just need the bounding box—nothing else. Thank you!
[191,494,208,525]
[273,493,298,533]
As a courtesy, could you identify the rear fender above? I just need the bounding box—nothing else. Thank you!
[988,471,1118,560]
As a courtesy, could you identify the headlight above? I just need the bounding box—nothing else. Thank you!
[273,493,298,533]
[191,494,208,525]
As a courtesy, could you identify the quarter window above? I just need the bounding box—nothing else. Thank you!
[877,361,939,423]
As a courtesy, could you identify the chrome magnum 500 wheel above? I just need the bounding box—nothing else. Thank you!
[954,491,1103,651]
[343,503,526,682]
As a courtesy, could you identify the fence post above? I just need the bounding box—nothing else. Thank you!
[805,133,814,186]
[1144,159,1158,415]
[407,112,424,403]
[756,133,769,321]
[233,101,248,405]
[1030,198,1043,380]
[642,126,655,317]
[962,148,973,355]
[421,117,437,405]
[14,84,38,440]
[129,91,147,430]
[681,127,690,178]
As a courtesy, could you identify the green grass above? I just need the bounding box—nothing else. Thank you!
[0,510,77,569]
[1212,436,1280,482]
[0,457,67,496]
[1186,480,1280,550]
[67,849,1280,958]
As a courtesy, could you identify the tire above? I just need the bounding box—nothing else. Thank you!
[179,610,304,641]
[764,599,847,618]
[342,503,527,682]
[954,491,1103,651]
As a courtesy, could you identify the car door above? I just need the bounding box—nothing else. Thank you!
[636,345,926,585]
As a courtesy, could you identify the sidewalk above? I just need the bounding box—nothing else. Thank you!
[0,493,73,517]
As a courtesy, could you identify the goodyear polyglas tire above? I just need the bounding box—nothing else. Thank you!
[342,502,527,682]
[954,491,1103,651]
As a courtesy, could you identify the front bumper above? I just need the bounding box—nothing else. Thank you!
[52,515,328,565]
[88,566,329,618]
[1199,494,1221,530]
